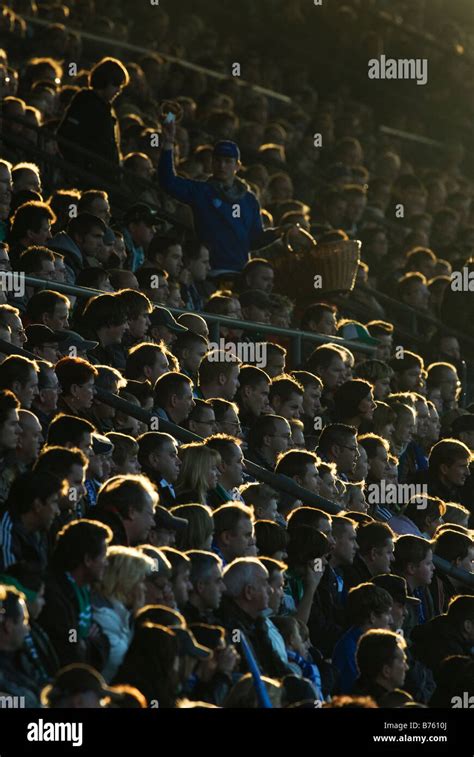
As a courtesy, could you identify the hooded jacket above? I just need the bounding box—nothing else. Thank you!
[49,231,83,284]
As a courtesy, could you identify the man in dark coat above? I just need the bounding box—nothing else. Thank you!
[411,595,474,675]
[57,57,129,181]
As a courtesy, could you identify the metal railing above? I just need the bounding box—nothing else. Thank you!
[23,275,378,366]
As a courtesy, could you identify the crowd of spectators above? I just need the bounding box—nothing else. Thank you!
[0,0,473,710]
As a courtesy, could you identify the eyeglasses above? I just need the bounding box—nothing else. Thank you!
[340,445,359,454]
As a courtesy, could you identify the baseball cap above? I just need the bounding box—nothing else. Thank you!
[175,627,212,659]
[25,324,68,348]
[153,505,188,532]
[92,433,114,456]
[339,322,380,346]
[41,663,118,706]
[123,203,158,227]
[372,574,421,605]
[213,140,240,160]
[56,329,99,353]
[149,306,188,334]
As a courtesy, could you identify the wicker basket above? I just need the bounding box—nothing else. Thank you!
[273,236,361,302]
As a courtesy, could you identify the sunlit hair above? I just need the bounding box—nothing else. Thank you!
[99,546,155,607]
[176,443,221,505]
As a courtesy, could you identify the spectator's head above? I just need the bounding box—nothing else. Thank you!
[393,535,434,589]
[346,582,393,630]
[206,434,244,491]
[96,475,158,545]
[247,414,292,465]
[333,380,376,427]
[356,521,395,575]
[26,290,70,330]
[305,345,347,393]
[47,414,94,457]
[240,483,279,521]
[90,56,130,102]
[213,503,255,563]
[274,449,321,496]
[317,423,359,475]
[138,431,180,483]
[9,201,55,246]
[0,356,39,409]
[176,442,221,505]
[222,557,270,618]
[239,258,274,294]
[51,519,112,581]
[254,520,288,560]
[153,372,194,425]
[125,343,170,384]
[55,357,98,411]
[0,585,30,653]
[428,438,471,488]
[389,352,424,393]
[269,375,304,420]
[186,550,225,611]
[235,365,270,419]
[356,630,408,692]
[198,351,241,401]
[185,399,218,438]
[172,331,209,379]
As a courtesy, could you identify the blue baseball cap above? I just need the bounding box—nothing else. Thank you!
[213,140,241,160]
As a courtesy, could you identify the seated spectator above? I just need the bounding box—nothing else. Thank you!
[107,433,140,476]
[212,503,256,565]
[185,399,218,437]
[0,355,39,409]
[332,582,394,694]
[175,442,221,506]
[38,519,112,670]
[235,365,270,435]
[343,522,395,590]
[269,375,304,421]
[171,505,214,551]
[431,530,474,615]
[153,372,194,425]
[197,350,241,402]
[353,629,409,704]
[92,546,155,681]
[206,434,245,505]
[0,584,41,706]
[0,470,62,571]
[217,557,289,678]
[239,482,279,521]
[411,596,474,675]
[92,475,157,547]
[137,431,180,507]
[183,550,225,625]
[393,535,435,637]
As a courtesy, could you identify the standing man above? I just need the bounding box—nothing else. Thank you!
[158,119,286,272]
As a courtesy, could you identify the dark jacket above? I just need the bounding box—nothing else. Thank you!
[429,571,458,617]
[89,506,128,546]
[57,88,121,177]
[18,620,60,687]
[140,466,177,509]
[341,553,372,591]
[38,571,110,671]
[87,342,127,372]
[0,511,49,572]
[411,614,474,674]
[0,650,41,707]
[308,565,345,658]
[216,594,291,679]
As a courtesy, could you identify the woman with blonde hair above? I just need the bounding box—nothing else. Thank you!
[171,503,214,550]
[93,546,155,681]
[175,442,221,506]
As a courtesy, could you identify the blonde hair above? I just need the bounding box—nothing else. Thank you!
[171,504,214,550]
[99,546,155,607]
[224,673,282,708]
[176,443,221,505]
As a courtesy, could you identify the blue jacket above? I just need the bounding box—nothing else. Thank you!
[332,625,363,694]
[158,149,279,271]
